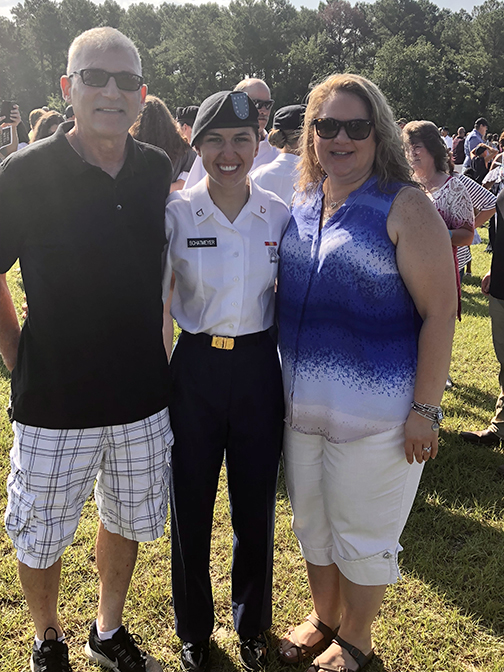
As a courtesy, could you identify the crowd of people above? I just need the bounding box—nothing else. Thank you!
[0,24,503,672]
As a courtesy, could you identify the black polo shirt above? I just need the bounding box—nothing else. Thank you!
[0,122,172,429]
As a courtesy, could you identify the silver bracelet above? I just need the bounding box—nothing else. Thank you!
[411,401,443,431]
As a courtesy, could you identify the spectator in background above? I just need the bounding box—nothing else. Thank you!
[460,189,504,450]
[130,95,196,191]
[470,143,497,184]
[464,117,489,168]
[396,117,407,129]
[404,120,474,318]
[176,105,199,143]
[0,104,21,159]
[252,104,305,206]
[490,131,504,168]
[28,108,46,141]
[441,126,453,151]
[30,111,65,143]
[452,127,466,173]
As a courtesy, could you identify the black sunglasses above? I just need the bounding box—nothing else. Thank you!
[251,99,275,111]
[70,69,144,92]
[312,118,374,140]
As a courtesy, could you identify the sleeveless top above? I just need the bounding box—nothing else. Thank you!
[277,175,422,444]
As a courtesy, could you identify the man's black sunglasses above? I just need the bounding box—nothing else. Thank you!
[251,99,275,111]
[69,69,144,92]
[311,118,374,140]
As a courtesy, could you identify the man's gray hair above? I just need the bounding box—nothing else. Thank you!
[67,27,142,75]
[234,78,270,95]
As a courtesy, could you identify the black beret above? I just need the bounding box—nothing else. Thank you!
[272,105,306,131]
[176,105,199,125]
[190,91,259,147]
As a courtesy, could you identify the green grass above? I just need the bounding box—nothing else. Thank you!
[2,232,504,671]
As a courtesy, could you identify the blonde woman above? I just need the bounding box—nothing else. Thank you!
[276,74,456,672]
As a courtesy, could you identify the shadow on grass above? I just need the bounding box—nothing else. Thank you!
[460,284,489,318]
[444,381,498,418]
[401,428,504,635]
[0,359,11,381]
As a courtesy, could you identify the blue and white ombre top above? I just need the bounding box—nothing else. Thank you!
[277,175,423,444]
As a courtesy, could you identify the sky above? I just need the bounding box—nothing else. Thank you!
[0,0,483,17]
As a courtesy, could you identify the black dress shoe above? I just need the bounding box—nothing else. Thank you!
[180,640,210,672]
[460,428,502,446]
[239,633,268,671]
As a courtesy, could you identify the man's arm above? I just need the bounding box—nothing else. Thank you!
[0,273,21,371]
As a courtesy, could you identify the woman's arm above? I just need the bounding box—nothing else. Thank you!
[474,207,496,228]
[387,187,457,464]
[451,228,474,246]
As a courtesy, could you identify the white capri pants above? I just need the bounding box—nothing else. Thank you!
[283,424,424,586]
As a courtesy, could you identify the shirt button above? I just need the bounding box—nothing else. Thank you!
[233,251,239,257]
[232,302,238,307]
[229,323,234,329]
[116,204,122,211]
[233,276,239,282]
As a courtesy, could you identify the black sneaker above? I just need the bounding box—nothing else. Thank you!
[85,621,161,671]
[180,640,210,672]
[31,627,72,672]
[239,633,268,672]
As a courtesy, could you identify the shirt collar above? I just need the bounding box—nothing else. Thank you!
[190,177,273,225]
[53,121,148,178]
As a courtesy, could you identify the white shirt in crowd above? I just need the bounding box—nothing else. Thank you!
[444,135,453,150]
[183,136,279,190]
[163,177,291,336]
[251,153,299,207]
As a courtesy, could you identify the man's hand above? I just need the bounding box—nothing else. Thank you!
[482,271,491,296]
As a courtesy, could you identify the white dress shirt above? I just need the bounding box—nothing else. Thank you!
[183,136,279,190]
[251,152,299,207]
[163,177,291,336]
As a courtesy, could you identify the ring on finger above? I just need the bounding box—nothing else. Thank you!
[423,446,432,453]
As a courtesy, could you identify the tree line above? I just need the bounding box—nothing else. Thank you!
[2,0,504,133]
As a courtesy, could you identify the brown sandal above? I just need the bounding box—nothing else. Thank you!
[278,614,338,664]
[310,634,374,672]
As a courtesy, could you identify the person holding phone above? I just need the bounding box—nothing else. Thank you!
[0,102,21,158]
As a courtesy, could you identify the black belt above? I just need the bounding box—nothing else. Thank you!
[181,330,269,350]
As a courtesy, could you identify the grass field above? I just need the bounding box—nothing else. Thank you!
[1,231,504,672]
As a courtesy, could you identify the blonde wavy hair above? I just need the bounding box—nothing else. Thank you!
[297,73,415,195]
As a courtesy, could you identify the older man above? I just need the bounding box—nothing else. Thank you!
[183,78,278,189]
[0,28,172,672]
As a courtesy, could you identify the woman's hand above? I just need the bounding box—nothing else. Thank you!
[404,408,438,464]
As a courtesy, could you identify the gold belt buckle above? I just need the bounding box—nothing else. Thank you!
[211,335,235,350]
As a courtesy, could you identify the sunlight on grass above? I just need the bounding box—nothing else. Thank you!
[2,231,504,671]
